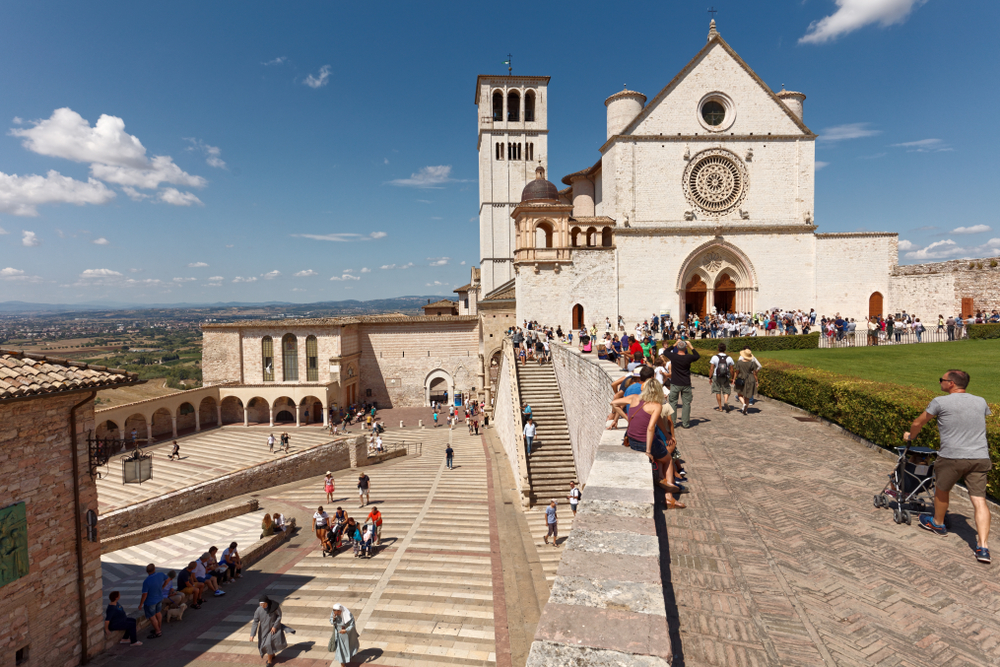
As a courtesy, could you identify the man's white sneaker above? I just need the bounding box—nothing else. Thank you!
[214,590,225,596]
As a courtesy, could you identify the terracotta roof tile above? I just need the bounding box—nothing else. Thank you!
[0,349,142,402]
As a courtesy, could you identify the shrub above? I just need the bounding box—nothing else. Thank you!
[754,359,1000,497]
[991,259,998,268]
[689,332,820,352]
[969,324,1000,340]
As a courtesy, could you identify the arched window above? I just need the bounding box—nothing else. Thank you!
[306,335,318,381]
[586,227,597,247]
[262,336,274,382]
[282,334,298,382]
[535,222,554,248]
[507,91,520,121]
[525,90,536,121]
[571,227,581,247]
[492,91,503,122]
[527,143,534,161]
[601,227,613,247]
[496,142,501,160]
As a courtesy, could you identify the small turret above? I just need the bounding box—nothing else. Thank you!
[604,86,646,140]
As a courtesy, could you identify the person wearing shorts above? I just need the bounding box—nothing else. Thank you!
[358,473,371,507]
[543,499,558,547]
[906,369,993,563]
[139,564,167,639]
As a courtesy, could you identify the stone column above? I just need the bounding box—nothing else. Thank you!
[707,289,715,315]
[195,410,201,433]
[243,406,249,427]
[295,404,302,427]
[269,406,275,428]
[171,415,178,439]
[322,404,329,427]
[145,417,153,444]
[217,405,223,427]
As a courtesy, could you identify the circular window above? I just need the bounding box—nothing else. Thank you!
[701,101,725,126]
[682,149,748,216]
[697,92,735,132]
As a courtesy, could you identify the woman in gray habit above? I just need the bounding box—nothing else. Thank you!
[328,603,360,666]
[250,594,288,665]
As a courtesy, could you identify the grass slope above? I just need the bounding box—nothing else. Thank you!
[755,339,1000,404]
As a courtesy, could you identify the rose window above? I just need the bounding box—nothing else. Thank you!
[683,149,748,216]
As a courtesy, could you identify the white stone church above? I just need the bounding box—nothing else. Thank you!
[476,21,991,329]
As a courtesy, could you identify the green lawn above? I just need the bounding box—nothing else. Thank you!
[755,339,1000,404]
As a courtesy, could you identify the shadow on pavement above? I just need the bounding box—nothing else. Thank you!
[654,488,685,666]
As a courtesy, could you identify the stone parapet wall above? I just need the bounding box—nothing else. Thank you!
[98,436,360,536]
[549,343,622,486]
[526,430,671,665]
[100,499,259,554]
[891,256,1000,317]
[493,340,529,503]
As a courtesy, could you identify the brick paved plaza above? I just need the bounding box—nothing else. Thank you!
[91,385,1000,667]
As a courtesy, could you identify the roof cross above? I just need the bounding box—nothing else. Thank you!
[708,6,718,19]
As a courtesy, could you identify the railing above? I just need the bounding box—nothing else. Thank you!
[818,329,966,348]
[502,338,532,505]
[514,247,573,263]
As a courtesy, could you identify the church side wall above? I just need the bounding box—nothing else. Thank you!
[516,250,618,332]
[202,330,242,386]
[814,235,896,319]
[357,321,479,407]
[889,273,957,320]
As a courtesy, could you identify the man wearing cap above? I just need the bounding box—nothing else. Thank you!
[665,340,700,429]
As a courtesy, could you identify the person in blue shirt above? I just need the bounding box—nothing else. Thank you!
[104,591,141,646]
[139,563,167,639]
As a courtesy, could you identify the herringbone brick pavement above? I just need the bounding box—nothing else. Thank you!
[664,375,1000,666]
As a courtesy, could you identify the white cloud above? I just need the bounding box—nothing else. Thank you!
[11,108,206,190]
[460,261,466,265]
[815,161,829,171]
[360,267,370,273]
[21,231,40,247]
[0,267,24,277]
[129,268,142,273]
[262,270,282,280]
[206,282,222,287]
[92,237,110,245]
[208,276,224,281]
[817,123,880,142]
[800,0,928,44]
[0,226,7,234]
[951,225,991,235]
[11,117,22,125]
[902,238,1000,261]
[892,138,953,153]
[172,277,196,283]
[158,188,203,206]
[388,165,465,188]
[124,278,161,286]
[0,170,115,216]
[293,231,386,242]
[384,158,389,165]
[185,138,226,169]
[262,57,287,66]
[342,269,354,273]
[304,65,332,88]
[232,276,257,283]
[380,262,414,270]
[187,261,209,267]
[428,257,450,266]
[294,269,318,277]
[121,186,149,201]
[330,273,361,281]
[81,268,123,278]
[897,239,915,251]
[426,281,445,286]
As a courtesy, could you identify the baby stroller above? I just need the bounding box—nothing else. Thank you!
[321,521,346,557]
[353,522,375,558]
[874,444,936,525]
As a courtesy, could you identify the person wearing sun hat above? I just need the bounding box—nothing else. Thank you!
[732,348,760,415]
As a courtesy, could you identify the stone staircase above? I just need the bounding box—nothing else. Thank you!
[517,362,577,505]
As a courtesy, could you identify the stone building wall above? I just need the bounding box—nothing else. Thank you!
[516,249,618,332]
[202,329,242,385]
[891,256,1000,316]
[357,320,479,408]
[491,347,523,496]
[814,233,897,318]
[0,393,105,666]
[889,272,957,320]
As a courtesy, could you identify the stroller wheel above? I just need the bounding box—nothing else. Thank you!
[893,507,903,524]
[873,494,882,508]
[903,510,912,525]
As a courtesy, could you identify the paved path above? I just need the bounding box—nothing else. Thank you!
[96,426,340,511]
[663,375,1000,667]
[95,424,573,667]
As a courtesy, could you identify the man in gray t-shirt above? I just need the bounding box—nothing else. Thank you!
[905,369,993,563]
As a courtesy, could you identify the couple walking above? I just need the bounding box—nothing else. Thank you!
[250,596,359,666]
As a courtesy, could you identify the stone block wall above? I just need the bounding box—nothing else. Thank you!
[492,346,525,497]
[100,499,259,554]
[202,329,242,385]
[892,256,1000,316]
[549,344,622,486]
[815,233,897,319]
[0,393,105,666]
[98,437,359,537]
[889,272,956,321]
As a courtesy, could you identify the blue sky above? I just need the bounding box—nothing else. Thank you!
[0,0,996,304]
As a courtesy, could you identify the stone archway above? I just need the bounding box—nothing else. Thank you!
[677,241,757,319]
[425,369,454,407]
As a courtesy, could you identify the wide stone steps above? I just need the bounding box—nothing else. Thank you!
[516,362,578,505]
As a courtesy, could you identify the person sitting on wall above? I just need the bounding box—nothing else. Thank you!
[105,591,141,646]
[177,562,204,609]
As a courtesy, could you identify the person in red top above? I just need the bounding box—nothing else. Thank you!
[366,507,382,545]
[627,336,643,363]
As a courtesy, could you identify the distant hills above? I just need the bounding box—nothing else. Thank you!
[0,296,453,316]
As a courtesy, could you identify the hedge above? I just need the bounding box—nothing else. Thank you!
[684,354,1000,497]
[969,324,1000,340]
[689,332,820,352]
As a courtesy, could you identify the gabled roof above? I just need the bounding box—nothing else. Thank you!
[0,349,142,403]
[423,299,458,309]
[453,283,473,294]
[481,278,516,303]
[616,31,813,140]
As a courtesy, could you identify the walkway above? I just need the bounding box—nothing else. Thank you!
[94,423,573,667]
[663,375,1000,666]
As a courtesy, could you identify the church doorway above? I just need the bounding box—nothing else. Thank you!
[425,369,454,407]
[869,292,883,319]
[684,275,707,319]
[962,298,974,318]
[714,273,736,314]
[572,304,584,329]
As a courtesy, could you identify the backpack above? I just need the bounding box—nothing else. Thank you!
[715,354,730,380]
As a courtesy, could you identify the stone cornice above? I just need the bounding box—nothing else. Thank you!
[600,133,816,154]
[511,202,574,218]
[616,224,818,236]
[815,232,897,239]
